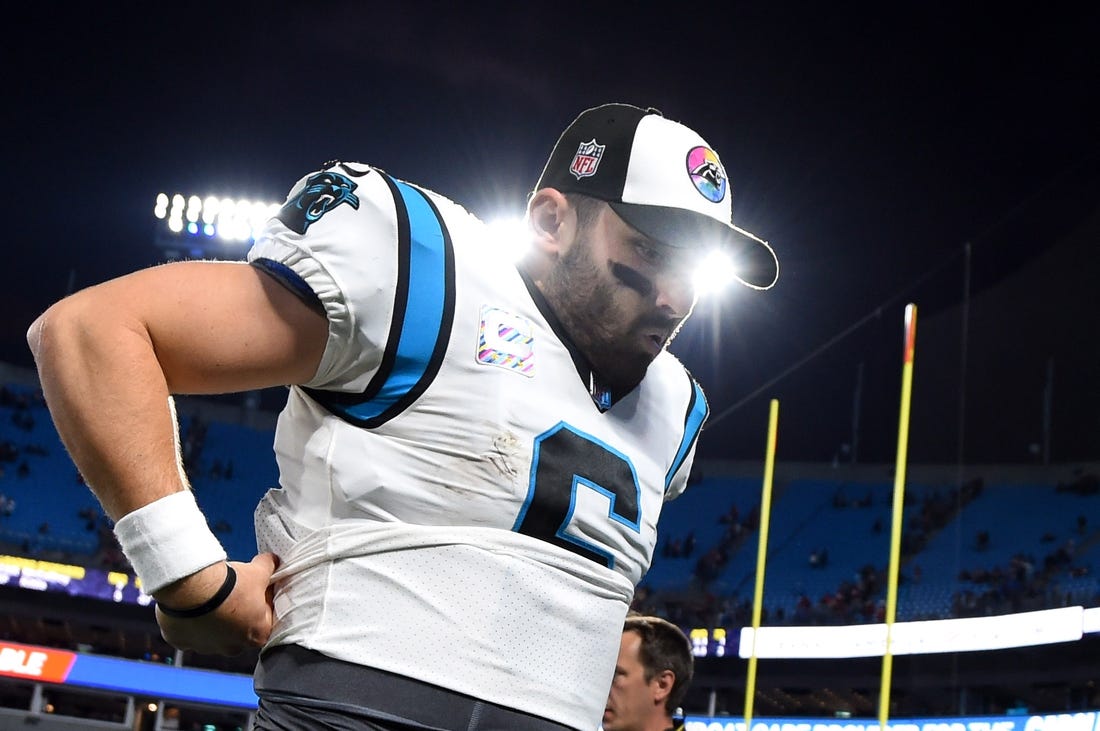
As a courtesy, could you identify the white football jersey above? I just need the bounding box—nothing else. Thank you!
[246,162,708,730]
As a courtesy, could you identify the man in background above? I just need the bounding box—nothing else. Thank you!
[603,614,694,731]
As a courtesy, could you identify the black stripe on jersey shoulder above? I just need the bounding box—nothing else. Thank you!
[303,172,410,409]
[683,369,709,431]
[323,160,373,178]
[303,173,456,429]
[668,367,709,487]
[360,172,413,405]
[365,178,456,426]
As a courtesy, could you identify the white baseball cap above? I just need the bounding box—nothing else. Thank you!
[535,103,779,290]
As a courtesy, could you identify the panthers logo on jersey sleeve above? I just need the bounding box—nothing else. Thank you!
[277,170,362,234]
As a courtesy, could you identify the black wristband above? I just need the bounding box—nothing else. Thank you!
[157,564,237,619]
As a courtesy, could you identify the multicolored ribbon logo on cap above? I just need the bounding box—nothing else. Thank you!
[686,146,727,203]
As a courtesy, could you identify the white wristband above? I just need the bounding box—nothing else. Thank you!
[113,490,227,594]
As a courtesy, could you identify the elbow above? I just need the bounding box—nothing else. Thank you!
[27,296,93,375]
[28,292,153,382]
[27,305,57,366]
[26,315,42,362]
[27,300,73,376]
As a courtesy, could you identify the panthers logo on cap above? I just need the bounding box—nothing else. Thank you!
[277,171,361,234]
[686,146,727,203]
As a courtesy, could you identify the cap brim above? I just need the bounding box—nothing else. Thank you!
[608,202,780,290]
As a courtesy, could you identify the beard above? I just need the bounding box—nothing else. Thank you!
[542,233,683,393]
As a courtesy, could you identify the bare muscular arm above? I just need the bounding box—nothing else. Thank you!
[27,260,327,653]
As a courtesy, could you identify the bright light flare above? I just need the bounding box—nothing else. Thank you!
[692,248,738,298]
[482,216,529,262]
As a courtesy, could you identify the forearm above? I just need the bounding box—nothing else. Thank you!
[28,294,234,607]
[28,291,188,520]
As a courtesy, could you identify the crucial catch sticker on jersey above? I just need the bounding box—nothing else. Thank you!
[476,305,535,376]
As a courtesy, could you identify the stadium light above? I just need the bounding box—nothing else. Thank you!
[153,192,282,247]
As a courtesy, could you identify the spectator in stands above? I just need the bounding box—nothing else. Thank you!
[832,486,849,508]
[0,492,14,517]
[718,502,739,525]
[27,104,778,730]
[794,594,813,624]
[660,531,695,560]
[694,546,729,584]
[1056,471,1099,495]
[602,614,693,731]
[78,505,98,531]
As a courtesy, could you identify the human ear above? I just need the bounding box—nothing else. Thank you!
[527,188,573,255]
[653,670,675,703]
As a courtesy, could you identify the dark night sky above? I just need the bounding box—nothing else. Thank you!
[4,3,1098,464]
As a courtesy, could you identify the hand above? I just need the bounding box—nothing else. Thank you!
[154,552,279,656]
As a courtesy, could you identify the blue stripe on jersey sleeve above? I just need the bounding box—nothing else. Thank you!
[337,180,448,422]
[665,379,709,491]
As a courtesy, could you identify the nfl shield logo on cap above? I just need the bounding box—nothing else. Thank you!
[569,139,605,179]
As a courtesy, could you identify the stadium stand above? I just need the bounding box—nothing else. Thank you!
[5,370,1098,630]
[637,463,1099,629]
